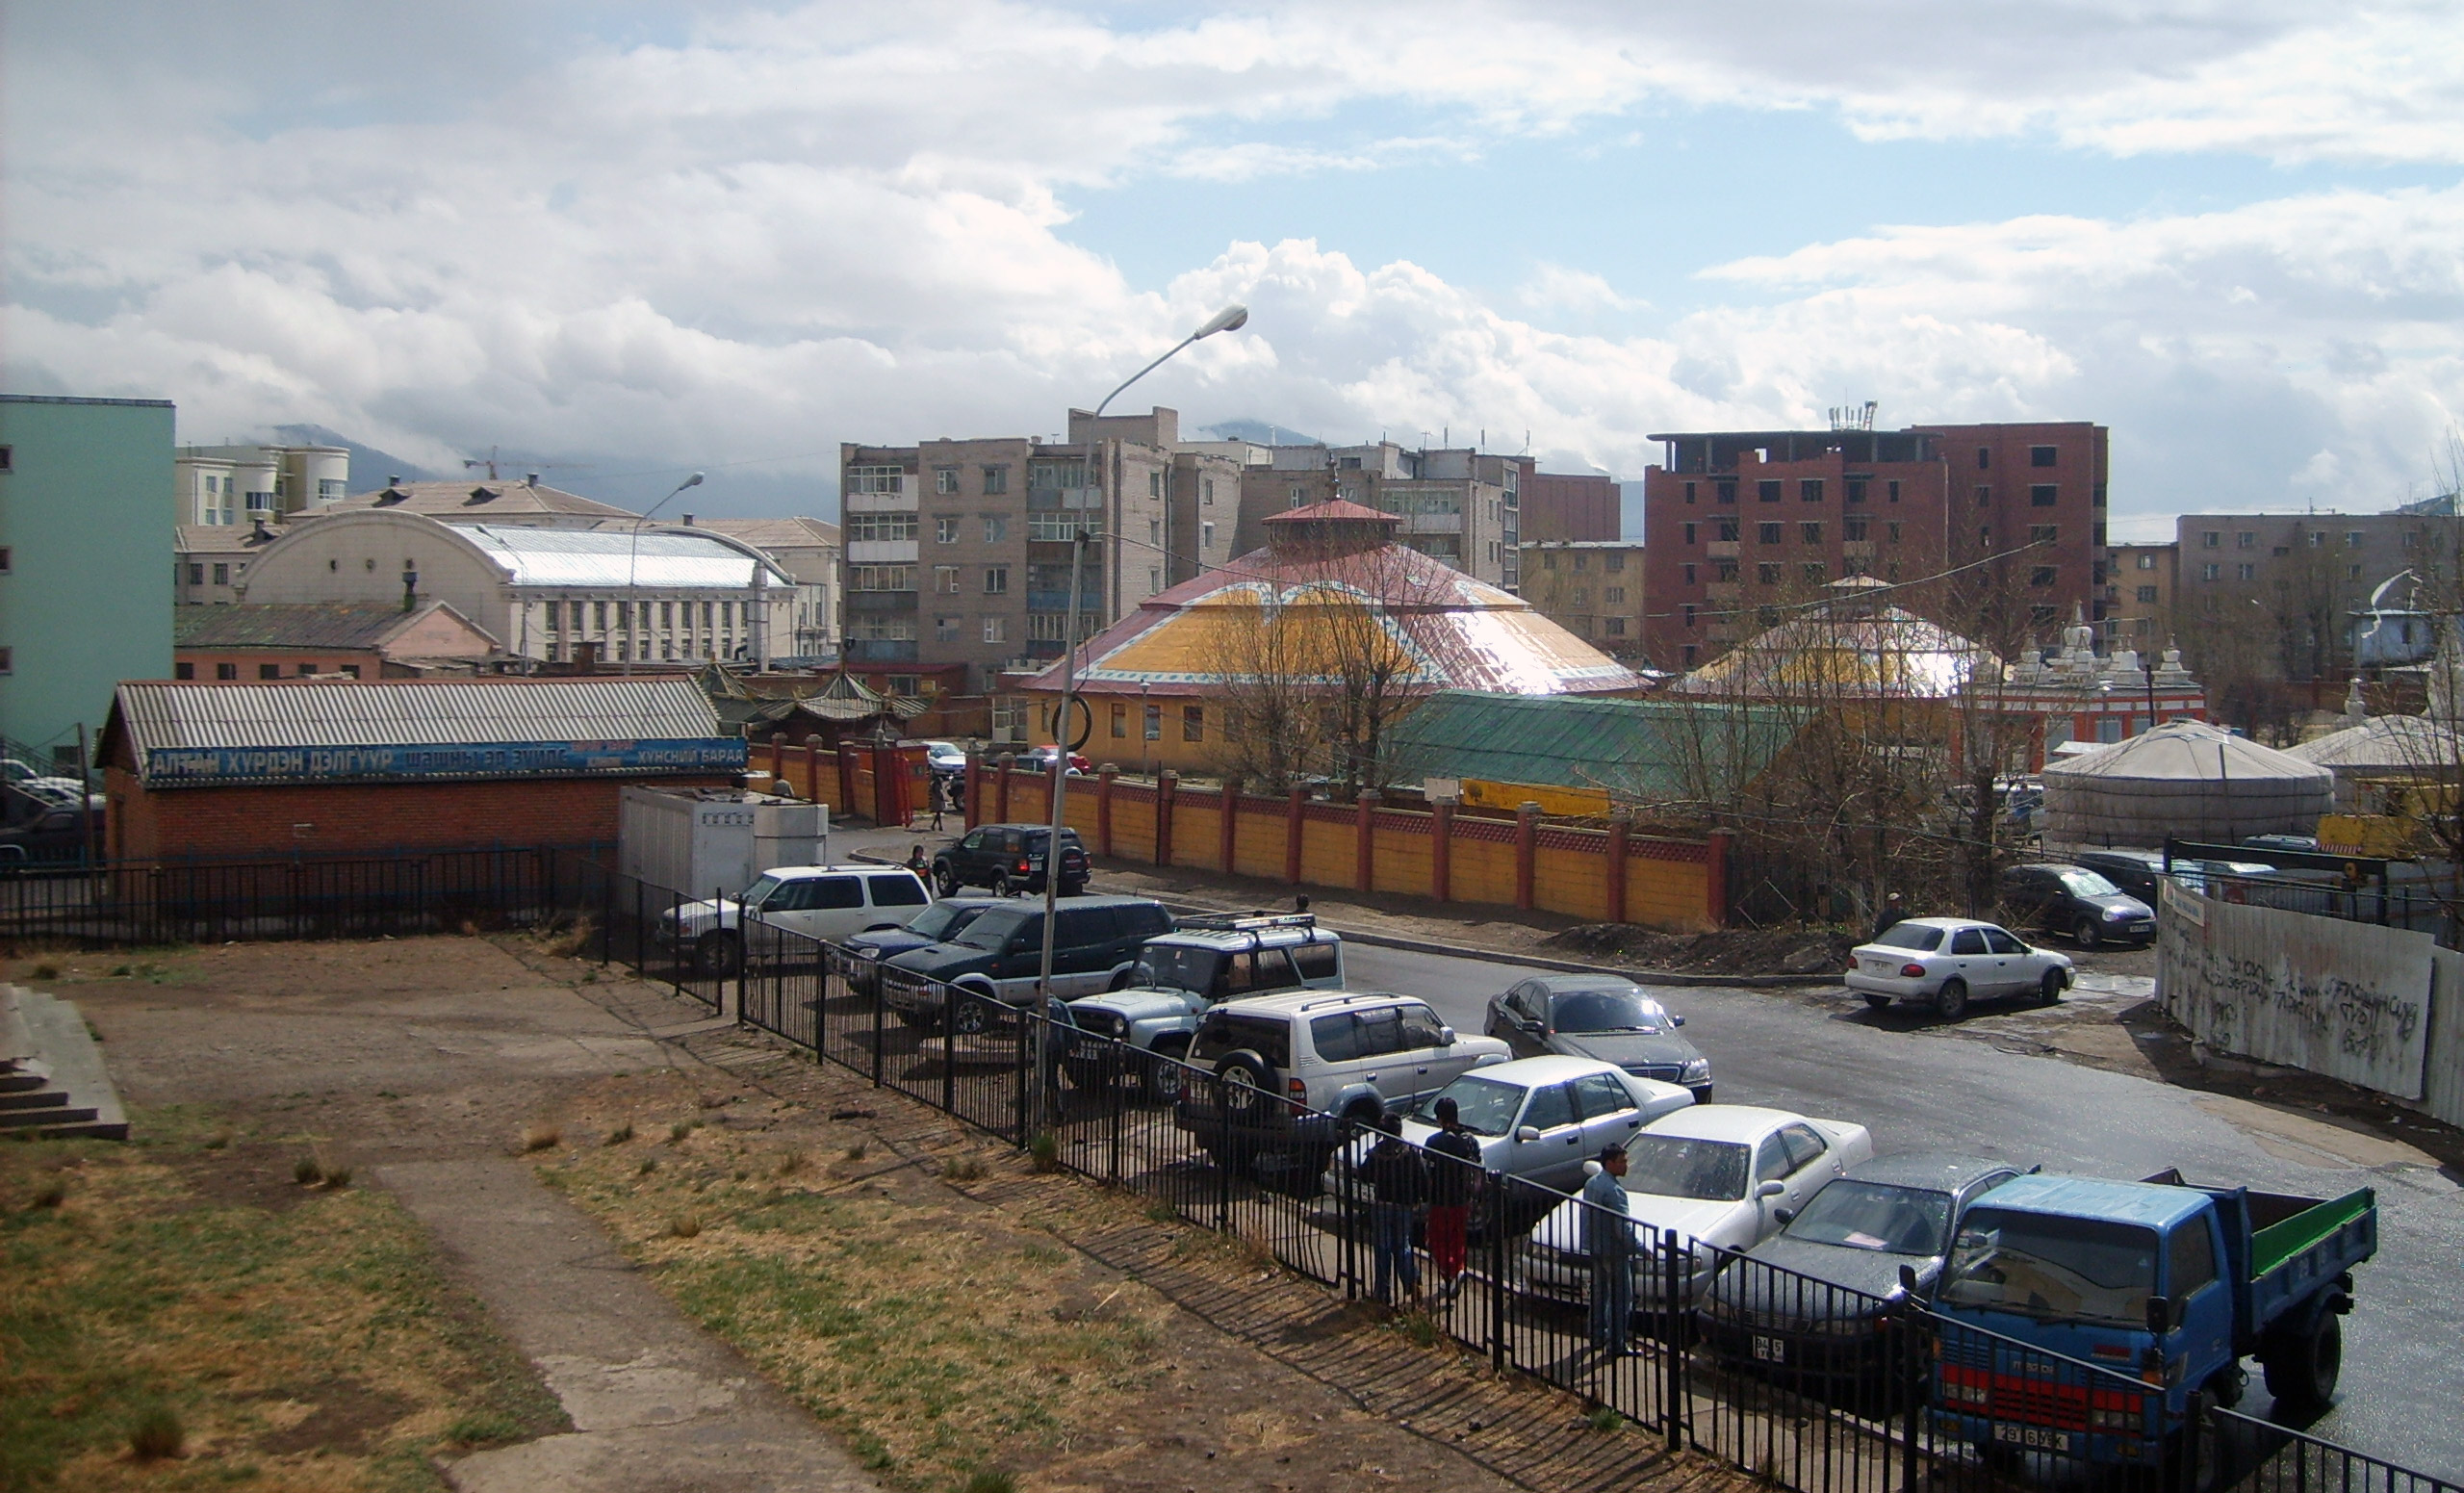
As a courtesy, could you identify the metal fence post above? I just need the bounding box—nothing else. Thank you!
[1107,1046,1124,1183]
[1488,1174,1507,1375]
[868,961,885,1087]
[940,980,957,1116]
[1901,1306,1924,1493]
[1662,1231,1685,1452]
[1338,1124,1356,1300]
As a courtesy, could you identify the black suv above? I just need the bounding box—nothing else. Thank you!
[933,823,1091,898]
[882,895,1174,1029]
[1997,862,2156,946]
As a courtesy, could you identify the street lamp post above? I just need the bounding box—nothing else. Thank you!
[1031,304,1248,1127]
[623,471,705,674]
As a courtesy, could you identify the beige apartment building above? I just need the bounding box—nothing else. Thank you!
[174,440,350,527]
[2104,541,2177,643]
[2173,509,2456,681]
[837,408,1243,693]
[1234,442,1526,588]
[1518,541,1646,656]
[691,516,841,660]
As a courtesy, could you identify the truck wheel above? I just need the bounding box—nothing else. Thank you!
[2263,1311,2343,1412]
[2038,969,2064,1005]
[1215,1050,1274,1118]
[695,931,743,978]
[1146,1055,1186,1105]
[2162,1394,2221,1493]
[1934,978,1969,1019]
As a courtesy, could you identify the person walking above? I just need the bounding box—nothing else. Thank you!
[1583,1144,1634,1355]
[1364,1114,1428,1306]
[928,773,949,832]
[1424,1096,1481,1302]
[1871,890,1905,942]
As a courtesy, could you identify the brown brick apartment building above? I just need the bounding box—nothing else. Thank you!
[1640,421,2108,666]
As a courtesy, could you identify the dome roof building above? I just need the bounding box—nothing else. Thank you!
[2040,719,2332,849]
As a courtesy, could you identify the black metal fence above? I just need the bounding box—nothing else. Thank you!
[608,898,2452,1493]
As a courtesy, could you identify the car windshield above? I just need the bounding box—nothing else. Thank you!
[2057,870,2122,896]
[741,874,783,909]
[903,900,984,941]
[955,906,1035,951]
[1409,1075,1524,1137]
[1136,944,1221,994]
[1871,923,1944,952]
[1784,1181,1956,1255]
[1550,989,1667,1033]
[1622,1135,1751,1201]
[1940,1209,2158,1327]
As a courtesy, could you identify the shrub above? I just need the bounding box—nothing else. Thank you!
[840,1142,867,1163]
[128,1404,185,1460]
[294,1156,323,1187]
[202,1128,232,1149]
[965,1472,1018,1493]
[31,1177,67,1209]
[30,962,58,981]
[321,1165,354,1191]
[940,1154,984,1182]
[603,1121,634,1145]
[442,1409,522,1447]
[775,1150,807,1176]
[522,1123,561,1153]
[637,1158,657,1175]
[668,1214,702,1239]
[668,1121,692,1144]
[1027,1129,1063,1174]
[1586,1404,1625,1433]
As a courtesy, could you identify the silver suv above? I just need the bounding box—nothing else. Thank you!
[1064,913,1344,1100]
[1171,990,1510,1183]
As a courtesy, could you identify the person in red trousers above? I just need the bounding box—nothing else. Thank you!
[1424,1095,1482,1301]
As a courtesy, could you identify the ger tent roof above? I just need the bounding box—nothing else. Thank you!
[1385,690,1800,802]
[2284,715,2464,771]
[2040,719,2332,848]
[1669,599,1992,700]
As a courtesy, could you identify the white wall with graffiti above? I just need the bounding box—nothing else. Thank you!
[2158,881,2463,1126]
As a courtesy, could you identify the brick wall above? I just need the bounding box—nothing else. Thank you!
[106,770,732,862]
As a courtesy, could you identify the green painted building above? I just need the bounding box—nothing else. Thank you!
[0,395,176,771]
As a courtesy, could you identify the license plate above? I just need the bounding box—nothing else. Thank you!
[1992,1425,2072,1453]
[1861,959,1891,974]
[2130,923,2153,934]
[1751,1335,1786,1363]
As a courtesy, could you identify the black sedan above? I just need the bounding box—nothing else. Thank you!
[1485,975,1712,1102]
[1998,862,2155,946]
[1697,1152,2023,1410]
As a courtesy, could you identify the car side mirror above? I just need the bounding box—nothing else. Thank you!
[1898,1263,1920,1297]
[1439,1026,1455,1045]
[1671,1014,1686,1027]
[1756,1179,1786,1199]
[1516,1125,1541,1144]
[2145,1296,2174,1335]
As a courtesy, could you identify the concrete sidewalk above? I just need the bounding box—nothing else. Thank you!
[385,1157,880,1493]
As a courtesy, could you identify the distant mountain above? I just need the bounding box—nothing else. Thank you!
[266,425,438,490]
[1198,418,1325,448]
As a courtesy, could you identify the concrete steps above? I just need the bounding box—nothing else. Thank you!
[0,985,125,1140]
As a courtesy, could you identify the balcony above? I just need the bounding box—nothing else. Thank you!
[847,590,918,612]
[844,639,918,663]
[847,539,919,564]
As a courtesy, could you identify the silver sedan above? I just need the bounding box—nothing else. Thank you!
[1322,1055,1694,1198]
[1845,917,2072,1019]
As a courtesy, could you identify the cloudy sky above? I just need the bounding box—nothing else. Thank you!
[5,0,2462,535]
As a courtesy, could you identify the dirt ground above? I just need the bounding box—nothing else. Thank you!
[13,937,1744,1493]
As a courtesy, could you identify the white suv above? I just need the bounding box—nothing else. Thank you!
[1171,990,1511,1180]
[1063,913,1344,1099]
[660,864,934,976]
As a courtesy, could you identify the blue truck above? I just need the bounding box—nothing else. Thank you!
[1925,1169,2375,1473]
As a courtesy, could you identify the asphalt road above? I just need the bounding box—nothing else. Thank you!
[1348,942,2464,1480]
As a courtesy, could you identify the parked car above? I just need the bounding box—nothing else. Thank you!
[2241,833,2321,855]
[1845,917,2072,1018]
[2072,848,2169,903]
[932,822,1090,897]
[1063,913,1344,1099]
[1484,976,1713,1102]
[882,894,1174,1029]
[920,739,968,775]
[838,895,1000,991]
[0,806,98,864]
[1171,991,1511,1182]
[1322,1055,1694,1200]
[659,864,936,975]
[1697,1153,2023,1403]
[1522,1106,1873,1307]
[1997,862,2156,947]
[1016,745,1091,775]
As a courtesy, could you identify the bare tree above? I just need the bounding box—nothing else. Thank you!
[1209,584,1330,793]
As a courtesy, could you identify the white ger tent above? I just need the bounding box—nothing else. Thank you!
[2040,720,2332,849]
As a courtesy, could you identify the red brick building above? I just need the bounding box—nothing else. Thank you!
[1518,470,1622,543]
[100,677,742,862]
[1641,421,2108,666]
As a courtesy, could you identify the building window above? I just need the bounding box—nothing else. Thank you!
[1573,553,1587,573]
[174,661,195,680]
[1203,478,1216,505]
[1290,483,1306,505]
[848,464,906,494]
[1715,559,1738,581]
[1803,562,1826,582]
[2029,525,2058,545]
[1757,562,1782,585]
[1605,585,1624,603]
[187,562,203,584]
[934,515,959,544]
[1975,484,1991,507]
[1758,479,1782,502]
[0,446,10,472]
[1183,706,1204,742]
[259,663,281,680]
[935,615,960,642]
[2348,563,2363,579]
[2347,530,2365,548]
[1683,605,1697,629]
[1887,521,1903,542]
[1800,478,1823,503]
[2405,531,2421,549]
[1683,522,1697,545]
[1843,517,1868,541]
[847,511,918,542]
[1148,518,1163,547]
[2236,531,2255,549]
[1800,522,1822,544]
[1149,567,1162,593]
[1605,553,1624,573]
[1716,479,1737,504]
[930,467,960,495]
[982,515,1008,543]
[2308,530,2325,547]
[1716,519,1739,542]
[1753,522,1778,545]
[1887,480,1901,502]
[1111,702,1127,738]
[1142,704,1161,740]
[1976,447,1991,470]
[1845,476,1867,503]
[2030,446,2058,468]
[983,616,1006,643]
[1542,552,1556,571]
[1201,521,1215,549]
[2201,530,2221,548]
[2092,483,2107,507]
[2238,563,2256,580]
[2137,553,2156,570]
[2028,566,2057,587]
[1683,481,1697,504]
[981,465,1009,495]
[850,565,915,591]
[1604,616,1627,636]
[2201,563,2220,580]
[934,566,960,593]
[2137,585,2159,604]
[2029,484,2057,506]
[212,661,234,679]
[1148,471,1164,498]
[984,566,1009,594]
[213,563,231,586]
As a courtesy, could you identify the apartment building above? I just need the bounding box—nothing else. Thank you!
[2104,542,2178,643]
[2173,510,2457,680]
[0,395,176,764]
[174,440,349,527]
[1234,442,1526,587]
[1518,541,1646,656]
[837,407,1242,694]
[1640,421,2108,666]
[1519,470,1621,542]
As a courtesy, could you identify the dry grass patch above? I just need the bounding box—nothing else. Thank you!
[1,1106,566,1490]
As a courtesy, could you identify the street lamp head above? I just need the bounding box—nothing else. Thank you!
[678,471,706,492]
[1194,303,1248,339]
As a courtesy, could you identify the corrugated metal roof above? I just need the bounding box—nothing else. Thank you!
[114,678,723,754]
[173,603,434,652]
[456,525,789,590]
[1385,690,1800,802]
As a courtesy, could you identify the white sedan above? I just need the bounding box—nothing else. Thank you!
[1845,917,2074,1018]
[1520,1105,1874,1303]
[1322,1055,1695,1198]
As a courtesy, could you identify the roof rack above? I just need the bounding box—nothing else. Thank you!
[1172,912,1318,932]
